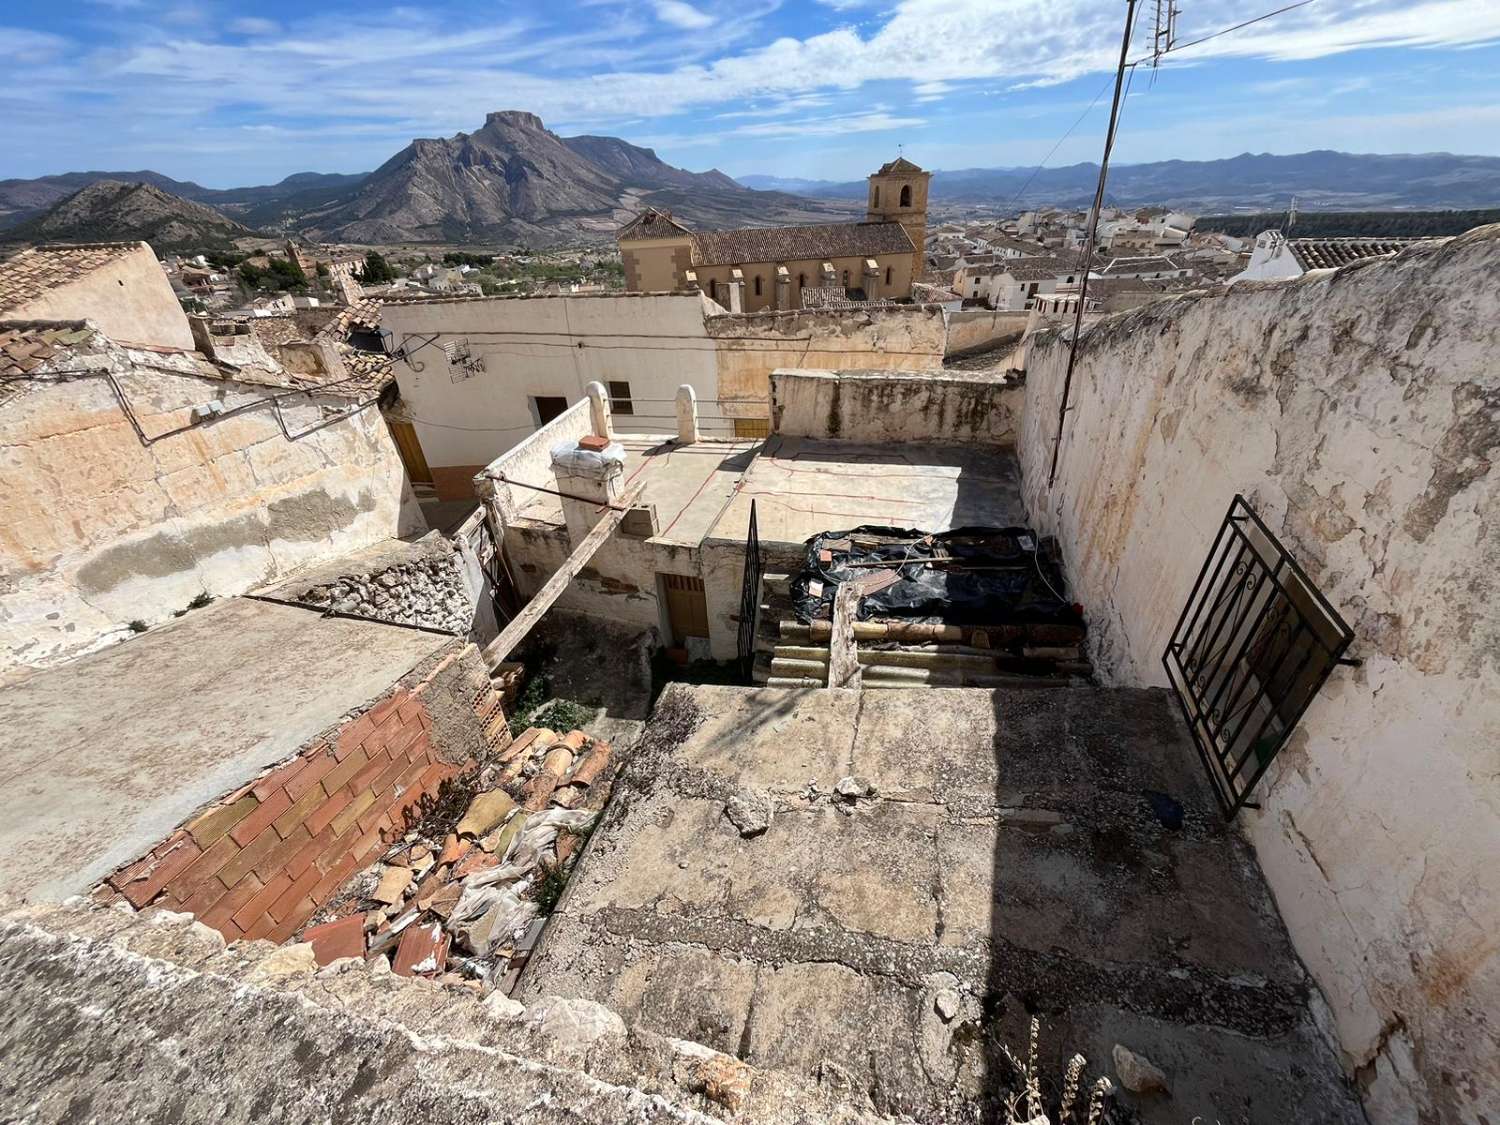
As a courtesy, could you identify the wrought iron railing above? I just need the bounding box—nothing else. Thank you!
[737,499,762,682]
[1164,495,1355,817]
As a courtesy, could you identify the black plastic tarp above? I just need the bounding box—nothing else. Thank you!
[788,525,1078,626]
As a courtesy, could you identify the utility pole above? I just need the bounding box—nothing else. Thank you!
[1047,0,1138,489]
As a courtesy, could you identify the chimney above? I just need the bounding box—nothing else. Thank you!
[550,434,624,546]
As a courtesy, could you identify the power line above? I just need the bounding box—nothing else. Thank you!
[1130,0,1318,64]
[1004,75,1116,210]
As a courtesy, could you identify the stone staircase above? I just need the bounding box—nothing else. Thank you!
[750,569,1091,689]
[0,897,898,1124]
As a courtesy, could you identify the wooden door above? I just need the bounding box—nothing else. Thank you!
[387,419,432,484]
[662,573,709,644]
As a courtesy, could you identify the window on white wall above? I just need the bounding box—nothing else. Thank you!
[608,380,634,415]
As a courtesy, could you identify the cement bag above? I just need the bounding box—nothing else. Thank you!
[550,440,624,474]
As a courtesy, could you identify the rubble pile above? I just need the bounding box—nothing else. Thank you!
[299,554,472,634]
[299,726,612,991]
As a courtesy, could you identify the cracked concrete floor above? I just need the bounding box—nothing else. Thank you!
[518,684,1366,1124]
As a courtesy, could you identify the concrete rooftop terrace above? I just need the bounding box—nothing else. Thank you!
[514,436,760,546]
[514,434,1026,550]
[519,683,1364,1123]
[0,597,448,901]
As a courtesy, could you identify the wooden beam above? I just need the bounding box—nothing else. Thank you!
[481,483,644,668]
[826,583,862,688]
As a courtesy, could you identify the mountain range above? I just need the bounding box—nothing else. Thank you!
[0,111,851,248]
[8,180,256,252]
[5,122,1500,254]
[741,150,1500,212]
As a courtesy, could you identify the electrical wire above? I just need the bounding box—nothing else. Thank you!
[1135,0,1317,62]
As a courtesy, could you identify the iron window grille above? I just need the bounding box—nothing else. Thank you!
[1163,495,1355,817]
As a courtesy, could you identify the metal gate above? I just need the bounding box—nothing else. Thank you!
[1163,496,1355,817]
[737,499,762,682]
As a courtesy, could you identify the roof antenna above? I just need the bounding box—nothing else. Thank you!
[1282,194,1299,234]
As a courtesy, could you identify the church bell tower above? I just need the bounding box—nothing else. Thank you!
[866,156,931,279]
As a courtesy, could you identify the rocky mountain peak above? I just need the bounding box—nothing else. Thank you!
[483,110,547,132]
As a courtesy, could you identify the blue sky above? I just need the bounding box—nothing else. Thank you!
[3,1,1499,187]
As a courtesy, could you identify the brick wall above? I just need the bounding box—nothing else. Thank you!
[103,649,508,944]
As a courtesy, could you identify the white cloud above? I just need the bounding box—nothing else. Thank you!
[653,1,714,30]
[230,17,281,36]
[730,110,925,138]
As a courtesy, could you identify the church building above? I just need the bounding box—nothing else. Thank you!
[617,158,931,312]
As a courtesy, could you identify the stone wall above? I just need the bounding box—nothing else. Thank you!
[10,242,195,351]
[708,306,946,422]
[298,550,473,635]
[0,332,423,679]
[942,308,1030,357]
[1018,226,1500,1125]
[771,367,1023,446]
[99,643,498,944]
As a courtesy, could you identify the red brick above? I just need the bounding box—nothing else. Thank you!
[228,789,292,846]
[110,832,202,908]
[385,723,424,759]
[216,828,280,887]
[184,795,259,848]
[267,863,323,924]
[350,825,388,870]
[393,921,449,977]
[334,714,377,761]
[284,749,337,802]
[201,875,264,934]
[328,789,379,839]
[368,754,410,798]
[308,852,361,905]
[397,700,427,724]
[232,872,294,932]
[250,824,314,883]
[303,914,366,966]
[240,912,280,943]
[272,779,331,839]
[266,902,316,945]
[167,831,242,897]
[320,747,370,796]
[368,693,404,726]
[251,756,310,801]
[348,750,395,795]
[285,828,332,880]
[170,875,231,921]
[304,790,354,838]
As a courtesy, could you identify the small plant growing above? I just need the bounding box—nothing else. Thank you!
[999,1017,1113,1125]
[127,619,148,633]
[188,591,214,609]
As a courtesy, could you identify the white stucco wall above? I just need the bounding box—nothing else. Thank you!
[1018,227,1500,1125]
[0,341,423,678]
[381,293,719,481]
[771,367,1024,446]
[10,243,195,351]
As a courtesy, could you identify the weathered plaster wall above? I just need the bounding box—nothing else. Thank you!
[0,355,422,678]
[1018,228,1500,1125]
[382,293,717,494]
[771,367,1023,446]
[942,308,1031,357]
[12,243,195,351]
[708,306,947,421]
[473,397,594,524]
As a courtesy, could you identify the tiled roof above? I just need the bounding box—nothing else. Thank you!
[985,235,1050,255]
[875,156,925,175]
[1000,256,1084,281]
[1288,238,1415,271]
[693,222,913,266]
[618,208,694,242]
[0,320,98,376]
[0,243,143,314]
[1095,255,1182,275]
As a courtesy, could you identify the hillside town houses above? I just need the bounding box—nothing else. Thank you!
[0,150,1495,1125]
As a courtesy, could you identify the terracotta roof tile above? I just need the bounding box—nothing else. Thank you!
[0,243,143,314]
[692,222,913,266]
[1288,238,1416,271]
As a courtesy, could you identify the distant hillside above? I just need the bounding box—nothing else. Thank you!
[291,110,854,245]
[1198,209,1500,239]
[741,151,1500,211]
[8,180,257,252]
